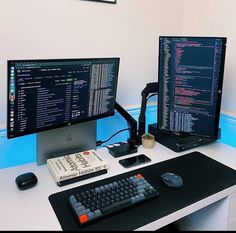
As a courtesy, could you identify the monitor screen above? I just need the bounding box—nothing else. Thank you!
[7,58,120,139]
[158,37,227,138]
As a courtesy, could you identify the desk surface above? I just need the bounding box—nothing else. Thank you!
[1,141,236,230]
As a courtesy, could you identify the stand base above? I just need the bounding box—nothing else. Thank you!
[148,123,219,152]
[109,143,138,158]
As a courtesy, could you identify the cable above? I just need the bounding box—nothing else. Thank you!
[96,128,130,147]
[147,93,158,101]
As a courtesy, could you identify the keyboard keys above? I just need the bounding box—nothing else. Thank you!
[68,174,159,226]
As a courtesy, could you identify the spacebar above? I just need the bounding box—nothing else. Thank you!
[102,199,132,215]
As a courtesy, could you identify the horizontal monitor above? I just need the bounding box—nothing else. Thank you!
[7,58,120,139]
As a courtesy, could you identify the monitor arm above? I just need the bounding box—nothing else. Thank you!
[114,102,138,144]
[108,102,138,157]
[138,82,158,140]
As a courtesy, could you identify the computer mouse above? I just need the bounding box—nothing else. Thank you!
[161,172,183,188]
[15,172,38,191]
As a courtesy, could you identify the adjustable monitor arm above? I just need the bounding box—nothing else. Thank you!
[138,82,158,141]
[108,102,138,158]
[115,102,138,145]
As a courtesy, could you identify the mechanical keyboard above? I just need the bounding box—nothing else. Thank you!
[68,173,159,226]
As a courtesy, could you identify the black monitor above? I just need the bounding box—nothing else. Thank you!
[7,58,120,164]
[158,36,227,139]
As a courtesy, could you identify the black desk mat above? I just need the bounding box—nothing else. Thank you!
[49,151,236,231]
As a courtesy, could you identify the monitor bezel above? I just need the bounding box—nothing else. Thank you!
[157,36,227,139]
[7,57,120,139]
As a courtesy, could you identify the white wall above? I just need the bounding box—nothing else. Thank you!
[0,0,184,129]
[1,0,235,130]
[182,0,236,117]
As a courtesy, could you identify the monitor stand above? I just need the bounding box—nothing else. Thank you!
[36,121,97,165]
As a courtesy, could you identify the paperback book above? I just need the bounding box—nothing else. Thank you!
[47,150,108,186]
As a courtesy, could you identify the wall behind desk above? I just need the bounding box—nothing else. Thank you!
[183,0,236,117]
[0,0,184,129]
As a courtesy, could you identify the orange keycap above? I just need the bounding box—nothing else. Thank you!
[79,214,89,224]
[136,174,143,179]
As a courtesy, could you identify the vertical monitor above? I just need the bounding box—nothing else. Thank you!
[158,37,227,138]
[7,58,120,139]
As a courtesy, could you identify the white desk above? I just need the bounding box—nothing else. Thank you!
[1,141,236,230]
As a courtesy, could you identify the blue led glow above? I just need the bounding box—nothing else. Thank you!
[219,114,236,148]
[0,108,235,169]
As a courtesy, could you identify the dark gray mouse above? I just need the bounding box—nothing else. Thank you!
[161,172,183,188]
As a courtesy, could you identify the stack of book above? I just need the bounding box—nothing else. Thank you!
[47,150,108,186]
